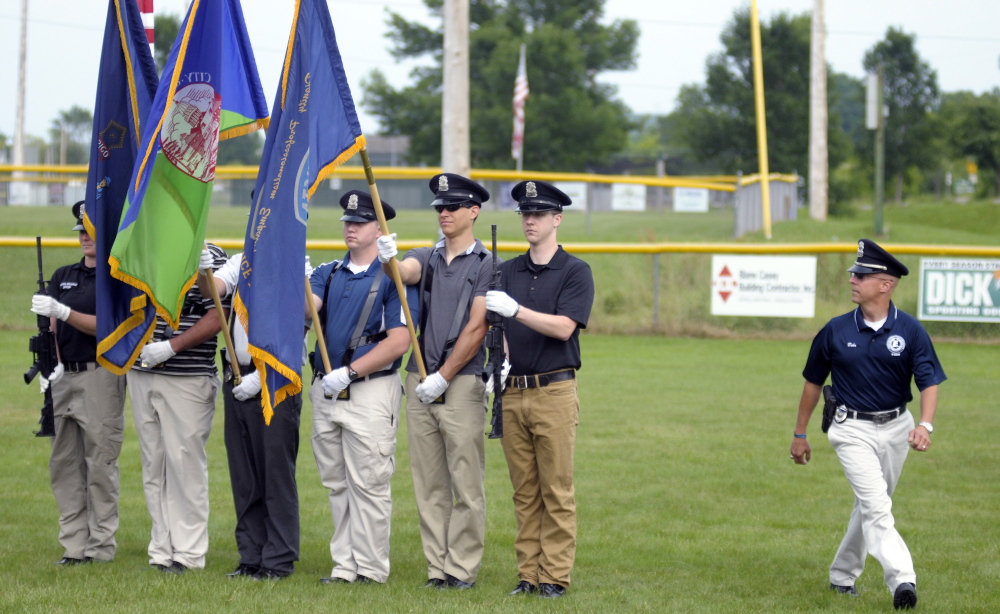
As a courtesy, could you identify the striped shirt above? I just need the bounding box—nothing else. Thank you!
[132,244,230,376]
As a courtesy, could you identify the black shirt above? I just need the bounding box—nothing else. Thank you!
[47,258,96,363]
[500,247,595,374]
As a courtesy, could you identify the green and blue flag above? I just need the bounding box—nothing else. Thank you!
[233,0,365,424]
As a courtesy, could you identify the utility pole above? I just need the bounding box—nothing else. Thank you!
[441,0,470,176]
[808,0,828,221]
[14,0,29,170]
[866,68,886,236]
[749,0,772,239]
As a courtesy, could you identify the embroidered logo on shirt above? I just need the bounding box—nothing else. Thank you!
[60,282,78,290]
[886,335,905,356]
[847,342,857,347]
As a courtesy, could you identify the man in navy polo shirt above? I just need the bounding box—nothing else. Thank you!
[791,239,946,610]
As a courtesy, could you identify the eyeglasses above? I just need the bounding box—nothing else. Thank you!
[434,203,474,214]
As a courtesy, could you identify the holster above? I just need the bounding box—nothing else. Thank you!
[821,385,836,434]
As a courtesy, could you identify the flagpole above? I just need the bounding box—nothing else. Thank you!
[359,147,427,380]
[306,279,333,376]
[204,267,241,386]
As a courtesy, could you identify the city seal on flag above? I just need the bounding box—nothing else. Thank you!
[161,83,222,183]
[98,119,127,159]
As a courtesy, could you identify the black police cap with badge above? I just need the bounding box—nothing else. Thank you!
[848,238,909,278]
[339,190,395,223]
[428,173,490,207]
[511,180,571,213]
[71,200,86,231]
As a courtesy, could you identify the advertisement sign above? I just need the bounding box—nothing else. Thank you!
[674,187,709,213]
[611,183,646,211]
[918,258,1000,322]
[711,255,817,318]
[554,181,587,212]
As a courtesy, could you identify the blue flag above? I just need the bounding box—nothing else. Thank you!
[233,0,366,424]
[84,0,159,375]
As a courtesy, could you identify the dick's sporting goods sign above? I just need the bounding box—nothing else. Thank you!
[918,259,1000,322]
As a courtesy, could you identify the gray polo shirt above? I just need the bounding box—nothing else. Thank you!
[404,239,496,376]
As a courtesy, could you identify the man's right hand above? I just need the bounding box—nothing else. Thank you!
[199,248,215,272]
[40,363,65,393]
[790,437,811,465]
[377,233,398,264]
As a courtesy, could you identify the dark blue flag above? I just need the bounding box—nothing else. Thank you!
[233,0,365,424]
[83,0,159,374]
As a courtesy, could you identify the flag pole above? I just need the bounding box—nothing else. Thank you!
[359,147,427,379]
[205,266,241,386]
[306,279,333,376]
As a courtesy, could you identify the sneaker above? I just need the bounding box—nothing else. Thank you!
[830,583,859,596]
[893,583,917,610]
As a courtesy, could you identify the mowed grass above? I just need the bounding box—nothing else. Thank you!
[1,335,997,613]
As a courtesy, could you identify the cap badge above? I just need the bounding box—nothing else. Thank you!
[438,175,449,192]
[857,241,864,258]
[347,194,359,210]
[526,181,537,198]
[79,202,86,218]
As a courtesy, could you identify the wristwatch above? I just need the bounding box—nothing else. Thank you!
[918,421,934,433]
[347,366,360,381]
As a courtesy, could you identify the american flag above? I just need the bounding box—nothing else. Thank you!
[511,43,528,162]
[136,0,154,58]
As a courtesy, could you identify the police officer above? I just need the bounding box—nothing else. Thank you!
[196,248,311,580]
[309,190,413,585]
[484,181,594,599]
[791,239,946,610]
[376,173,494,589]
[30,201,127,565]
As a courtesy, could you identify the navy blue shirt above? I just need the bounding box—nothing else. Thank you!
[803,303,947,412]
[310,256,417,372]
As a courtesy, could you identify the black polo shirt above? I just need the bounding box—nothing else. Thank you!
[500,247,594,375]
[47,258,97,363]
[802,303,947,412]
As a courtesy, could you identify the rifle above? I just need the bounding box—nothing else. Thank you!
[485,225,504,439]
[23,237,57,437]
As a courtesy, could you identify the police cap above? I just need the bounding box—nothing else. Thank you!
[511,180,571,213]
[71,200,85,231]
[428,173,489,207]
[339,190,395,223]
[848,238,909,277]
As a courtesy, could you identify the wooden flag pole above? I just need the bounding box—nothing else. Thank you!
[359,147,427,379]
[306,277,336,399]
[204,266,241,386]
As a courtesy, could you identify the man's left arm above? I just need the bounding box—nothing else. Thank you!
[487,260,594,341]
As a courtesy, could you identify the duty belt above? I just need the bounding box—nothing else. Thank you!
[842,405,905,425]
[64,361,96,373]
[312,369,397,384]
[506,369,575,391]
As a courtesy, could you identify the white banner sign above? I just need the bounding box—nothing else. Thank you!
[918,258,1000,322]
[711,255,817,318]
[674,187,709,213]
[611,183,646,211]
[554,181,587,212]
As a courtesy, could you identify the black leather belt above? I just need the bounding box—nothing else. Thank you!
[312,369,397,384]
[506,369,575,391]
[64,361,96,373]
[844,406,905,425]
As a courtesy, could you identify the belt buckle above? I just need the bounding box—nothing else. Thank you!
[873,411,892,425]
[514,375,530,390]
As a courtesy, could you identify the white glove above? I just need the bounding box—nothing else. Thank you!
[416,372,449,404]
[32,295,71,321]
[304,254,314,278]
[486,290,520,318]
[232,371,262,401]
[140,340,176,367]
[321,366,352,398]
[199,248,214,272]
[485,358,511,395]
[376,233,398,264]
[40,363,65,393]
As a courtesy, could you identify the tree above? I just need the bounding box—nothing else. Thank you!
[362,0,639,171]
[671,8,849,183]
[940,89,1000,196]
[48,106,94,164]
[863,28,939,201]
[154,13,181,75]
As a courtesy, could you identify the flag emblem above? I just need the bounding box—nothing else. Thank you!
[98,120,127,158]
[161,83,222,182]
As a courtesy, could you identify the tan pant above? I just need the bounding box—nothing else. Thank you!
[501,378,579,587]
[49,366,126,561]
[127,370,218,569]
[405,372,486,583]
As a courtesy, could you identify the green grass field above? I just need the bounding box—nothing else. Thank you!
[1,201,998,612]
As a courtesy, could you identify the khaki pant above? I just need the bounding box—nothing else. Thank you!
[127,370,218,569]
[501,378,579,587]
[405,372,486,583]
[49,366,126,561]
[311,376,401,583]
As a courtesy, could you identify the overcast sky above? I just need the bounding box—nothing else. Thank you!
[2,0,999,143]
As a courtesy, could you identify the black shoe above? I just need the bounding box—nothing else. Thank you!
[227,564,259,578]
[56,557,90,566]
[445,574,475,589]
[151,562,182,574]
[422,578,446,589]
[353,575,376,584]
[170,561,187,574]
[252,568,288,581]
[320,577,350,584]
[830,583,859,596]
[893,583,917,610]
[539,583,567,599]
[508,581,537,595]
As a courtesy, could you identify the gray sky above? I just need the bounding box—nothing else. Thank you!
[2,0,999,145]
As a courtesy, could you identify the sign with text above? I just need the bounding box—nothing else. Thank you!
[711,255,817,318]
[554,181,587,212]
[918,258,1000,322]
[674,187,709,212]
[611,183,646,211]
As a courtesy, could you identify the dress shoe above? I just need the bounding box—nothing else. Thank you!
[353,575,375,584]
[422,578,446,589]
[893,583,917,610]
[56,557,90,565]
[830,583,859,596]
[445,574,475,589]
[170,561,187,574]
[252,568,288,581]
[226,564,259,578]
[508,581,537,595]
[539,583,567,599]
[151,563,182,574]
[320,577,350,584]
